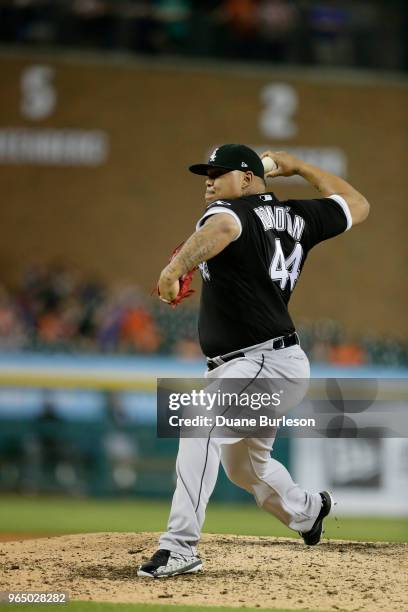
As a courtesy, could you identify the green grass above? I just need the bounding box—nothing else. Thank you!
[4,604,329,612]
[0,496,407,542]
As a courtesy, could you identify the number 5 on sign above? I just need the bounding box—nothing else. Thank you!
[270,239,303,291]
[20,65,56,121]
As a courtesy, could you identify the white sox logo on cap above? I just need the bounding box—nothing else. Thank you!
[209,148,219,162]
[189,143,265,179]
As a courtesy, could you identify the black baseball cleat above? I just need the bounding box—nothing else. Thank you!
[137,548,203,578]
[300,491,334,546]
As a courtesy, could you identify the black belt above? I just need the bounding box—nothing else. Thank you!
[206,332,299,371]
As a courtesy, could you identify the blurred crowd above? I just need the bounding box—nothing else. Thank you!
[0,262,407,366]
[0,262,199,357]
[0,0,406,72]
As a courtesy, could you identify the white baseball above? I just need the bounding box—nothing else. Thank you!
[262,156,277,174]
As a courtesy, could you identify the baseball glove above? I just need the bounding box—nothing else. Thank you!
[156,242,197,307]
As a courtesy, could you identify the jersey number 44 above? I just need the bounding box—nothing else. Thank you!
[270,239,303,291]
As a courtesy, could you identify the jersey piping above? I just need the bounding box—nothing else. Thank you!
[328,194,353,230]
[196,207,242,240]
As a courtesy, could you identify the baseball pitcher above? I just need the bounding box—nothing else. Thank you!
[138,144,370,578]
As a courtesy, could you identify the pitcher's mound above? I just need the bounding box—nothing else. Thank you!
[1,532,407,611]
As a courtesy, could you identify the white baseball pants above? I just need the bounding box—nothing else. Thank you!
[159,342,322,556]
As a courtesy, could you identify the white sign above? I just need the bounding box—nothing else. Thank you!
[0,128,108,166]
[253,144,348,180]
[293,437,408,516]
[0,65,110,167]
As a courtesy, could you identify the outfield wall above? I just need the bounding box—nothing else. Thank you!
[0,52,407,338]
[0,352,407,515]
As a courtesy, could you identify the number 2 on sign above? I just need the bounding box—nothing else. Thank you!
[270,239,303,291]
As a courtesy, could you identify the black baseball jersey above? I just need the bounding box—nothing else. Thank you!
[196,192,352,357]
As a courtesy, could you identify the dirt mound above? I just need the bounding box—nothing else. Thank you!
[0,532,407,611]
[0,533,57,543]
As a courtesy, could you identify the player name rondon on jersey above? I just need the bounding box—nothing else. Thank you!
[254,204,305,240]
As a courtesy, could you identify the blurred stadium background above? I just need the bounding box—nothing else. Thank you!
[0,0,407,538]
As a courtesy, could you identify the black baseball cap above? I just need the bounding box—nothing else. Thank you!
[189,144,264,179]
